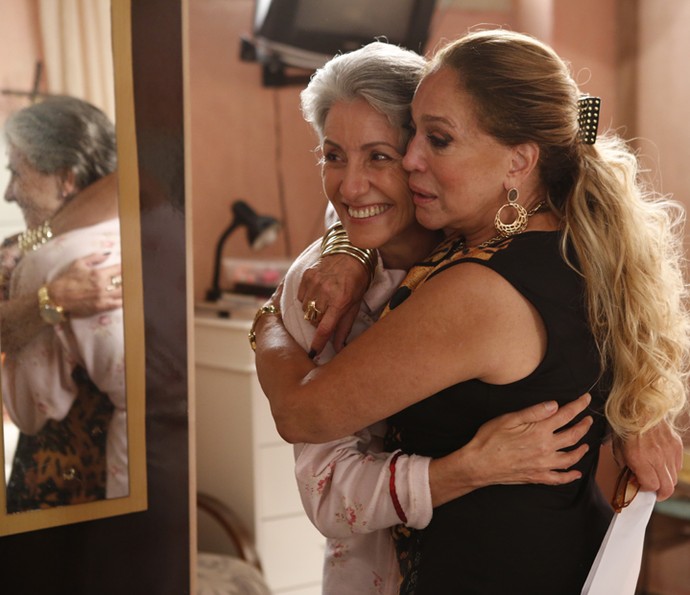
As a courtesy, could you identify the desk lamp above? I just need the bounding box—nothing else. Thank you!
[206,200,280,301]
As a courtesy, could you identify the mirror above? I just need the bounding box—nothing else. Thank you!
[0,0,146,535]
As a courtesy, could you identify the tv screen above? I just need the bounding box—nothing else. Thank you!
[252,0,437,70]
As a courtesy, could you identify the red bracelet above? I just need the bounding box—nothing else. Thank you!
[389,451,408,524]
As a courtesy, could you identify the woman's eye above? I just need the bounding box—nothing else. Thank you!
[371,152,391,162]
[427,133,450,149]
[323,151,340,163]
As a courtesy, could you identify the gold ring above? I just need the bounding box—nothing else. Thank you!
[111,274,123,289]
[303,300,320,322]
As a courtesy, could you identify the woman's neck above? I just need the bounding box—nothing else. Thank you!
[379,227,442,271]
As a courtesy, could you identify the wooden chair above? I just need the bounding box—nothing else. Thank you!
[197,492,271,594]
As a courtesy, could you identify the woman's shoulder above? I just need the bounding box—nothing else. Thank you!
[433,231,563,276]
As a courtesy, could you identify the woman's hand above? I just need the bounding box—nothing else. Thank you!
[297,253,370,354]
[429,393,593,507]
[48,253,123,317]
[613,420,684,501]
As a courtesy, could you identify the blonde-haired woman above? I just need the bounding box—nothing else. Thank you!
[254,29,689,593]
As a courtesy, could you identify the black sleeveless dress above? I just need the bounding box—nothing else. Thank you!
[384,231,612,595]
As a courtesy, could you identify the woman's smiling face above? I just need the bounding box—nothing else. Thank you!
[320,98,422,254]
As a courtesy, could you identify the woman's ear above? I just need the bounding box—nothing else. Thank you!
[505,142,540,188]
[58,169,78,200]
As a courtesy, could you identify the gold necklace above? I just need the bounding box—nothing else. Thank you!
[17,220,53,253]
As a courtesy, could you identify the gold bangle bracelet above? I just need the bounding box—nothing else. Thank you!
[320,222,377,280]
[321,245,376,279]
[248,304,280,351]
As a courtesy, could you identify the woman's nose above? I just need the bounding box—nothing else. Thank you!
[340,164,369,199]
[403,135,423,173]
[4,183,15,203]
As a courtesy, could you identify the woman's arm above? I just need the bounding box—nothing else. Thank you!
[256,262,544,443]
[51,172,119,235]
[295,429,433,537]
[1,174,121,353]
[0,293,45,354]
[295,393,593,539]
[428,394,592,506]
[0,255,122,354]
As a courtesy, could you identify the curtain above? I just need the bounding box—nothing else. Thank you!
[38,0,115,121]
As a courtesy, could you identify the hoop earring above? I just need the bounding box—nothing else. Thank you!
[494,187,528,238]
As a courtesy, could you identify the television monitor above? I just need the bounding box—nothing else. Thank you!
[250,0,437,72]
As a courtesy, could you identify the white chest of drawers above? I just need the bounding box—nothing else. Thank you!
[194,313,324,594]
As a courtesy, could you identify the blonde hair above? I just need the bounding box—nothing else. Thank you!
[432,29,689,437]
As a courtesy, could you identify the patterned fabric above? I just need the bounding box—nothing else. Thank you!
[281,239,434,595]
[2,218,128,499]
[381,232,510,317]
[6,365,113,512]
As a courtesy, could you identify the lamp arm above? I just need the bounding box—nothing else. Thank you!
[206,220,240,301]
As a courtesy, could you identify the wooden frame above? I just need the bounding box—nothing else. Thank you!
[0,0,147,536]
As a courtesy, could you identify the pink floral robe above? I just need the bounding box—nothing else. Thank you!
[281,240,433,595]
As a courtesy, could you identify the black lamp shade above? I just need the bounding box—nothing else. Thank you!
[206,200,281,301]
[232,200,281,250]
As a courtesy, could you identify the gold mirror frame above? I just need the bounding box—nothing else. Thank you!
[0,0,147,535]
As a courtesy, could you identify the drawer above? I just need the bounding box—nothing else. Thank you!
[256,442,304,518]
[258,515,325,591]
[195,317,254,369]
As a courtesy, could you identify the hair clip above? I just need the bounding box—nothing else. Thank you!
[577,95,601,145]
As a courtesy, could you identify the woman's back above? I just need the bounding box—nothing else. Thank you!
[386,231,612,594]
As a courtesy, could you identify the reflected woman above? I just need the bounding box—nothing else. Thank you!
[1,96,127,510]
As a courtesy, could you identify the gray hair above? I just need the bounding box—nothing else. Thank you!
[300,41,426,143]
[4,95,117,191]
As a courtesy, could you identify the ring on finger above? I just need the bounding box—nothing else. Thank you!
[304,300,321,322]
[106,274,122,292]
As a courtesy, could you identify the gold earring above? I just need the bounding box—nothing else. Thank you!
[494,187,528,238]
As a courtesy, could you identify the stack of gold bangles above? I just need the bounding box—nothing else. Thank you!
[320,222,377,281]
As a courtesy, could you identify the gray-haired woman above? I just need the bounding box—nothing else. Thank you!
[2,96,128,510]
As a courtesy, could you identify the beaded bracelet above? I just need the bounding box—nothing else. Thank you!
[389,451,408,524]
[320,222,377,280]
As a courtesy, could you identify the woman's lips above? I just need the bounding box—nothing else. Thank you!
[347,204,391,219]
[410,186,436,205]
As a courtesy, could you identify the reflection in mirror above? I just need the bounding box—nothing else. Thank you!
[0,0,146,532]
[2,97,126,512]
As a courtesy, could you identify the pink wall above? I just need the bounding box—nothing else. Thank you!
[188,0,324,300]
[0,0,43,121]
[638,0,690,207]
[188,2,516,300]
[188,0,636,301]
